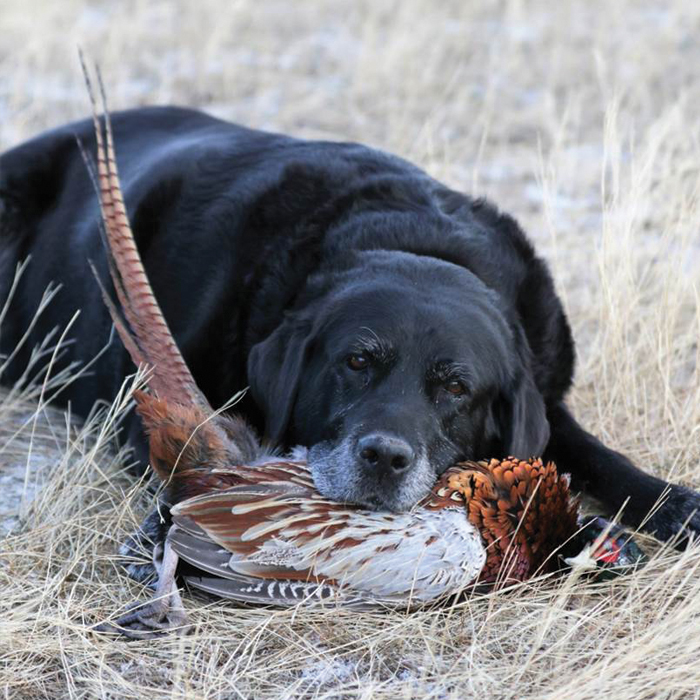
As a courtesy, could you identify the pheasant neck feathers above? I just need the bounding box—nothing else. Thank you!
[429,457,579,586]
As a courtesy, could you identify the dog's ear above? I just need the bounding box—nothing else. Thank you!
[494,329,550,459]
[247,317,314,445]
[497,372,550,458]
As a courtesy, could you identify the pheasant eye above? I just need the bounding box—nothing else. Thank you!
[346,353,370,371]
[445,379,466,396]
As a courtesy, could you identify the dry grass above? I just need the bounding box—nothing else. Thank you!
[2,0,700,698]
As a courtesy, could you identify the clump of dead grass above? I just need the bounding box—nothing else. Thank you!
[1,376,699,700]
[2,0,700,698]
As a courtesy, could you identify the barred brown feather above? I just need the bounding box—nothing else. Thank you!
[79,52,209,412]
[80,57,259,468]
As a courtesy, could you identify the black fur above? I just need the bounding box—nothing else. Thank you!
[1,106,698,544]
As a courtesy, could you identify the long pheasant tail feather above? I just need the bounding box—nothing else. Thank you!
[88,260,147,369]
[78,52,137,347]
[79,54,210,411]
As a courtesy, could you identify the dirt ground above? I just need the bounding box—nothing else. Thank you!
[2,1,700,698]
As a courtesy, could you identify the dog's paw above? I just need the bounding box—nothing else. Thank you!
[646,484,700,547]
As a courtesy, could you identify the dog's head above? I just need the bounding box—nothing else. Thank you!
[248,251,549,511]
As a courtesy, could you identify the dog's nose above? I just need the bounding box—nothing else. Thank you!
[357,433,415,475]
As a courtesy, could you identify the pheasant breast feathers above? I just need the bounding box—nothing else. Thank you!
[431,458,579,584]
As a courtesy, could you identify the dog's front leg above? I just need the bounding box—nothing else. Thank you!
[544,401,700,546]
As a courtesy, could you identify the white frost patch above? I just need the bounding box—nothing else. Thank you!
[0,401,71,536]
[0,457,51,536]
[299,656,357,687]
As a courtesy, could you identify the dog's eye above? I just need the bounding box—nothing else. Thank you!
[445,379,466,396]
[346,353,370,371]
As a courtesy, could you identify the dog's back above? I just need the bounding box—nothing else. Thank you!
[0,107,462,415]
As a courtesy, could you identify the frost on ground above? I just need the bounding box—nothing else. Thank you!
[0,401,72,536]
[2,0,700,699]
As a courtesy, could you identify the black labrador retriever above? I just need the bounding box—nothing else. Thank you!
[1,106,698,550]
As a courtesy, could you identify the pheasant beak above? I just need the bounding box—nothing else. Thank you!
[561,516,648,579]
[563,545,599,570]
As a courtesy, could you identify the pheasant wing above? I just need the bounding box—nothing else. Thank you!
[168,520,372,607]
[170,484,487,605]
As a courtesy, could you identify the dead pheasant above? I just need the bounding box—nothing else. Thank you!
[81,63,642,638]
[144,411,577,607]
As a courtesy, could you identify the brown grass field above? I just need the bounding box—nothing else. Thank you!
[2,0,700,698]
